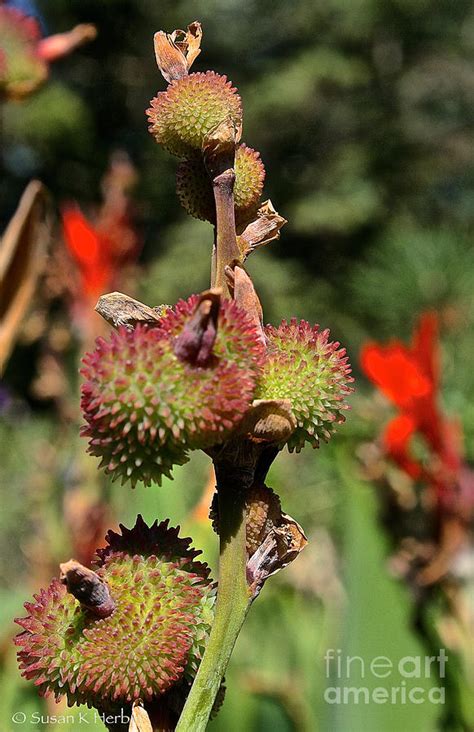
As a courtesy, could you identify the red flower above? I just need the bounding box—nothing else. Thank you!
[61,154,140,308]
[360,313,465,510]
[62,206,111,298]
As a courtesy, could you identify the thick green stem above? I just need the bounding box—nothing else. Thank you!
[176,473,252,731]
[177,137,251,730]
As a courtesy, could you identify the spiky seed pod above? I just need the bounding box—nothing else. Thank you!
[234,145,265,215]
[80,295,264,487]
[176,144,265,224]
[147,71,242,158]
[0,7,47,99]
[15,516,215,709]
[176,157,215,222]
[255,319,354,451]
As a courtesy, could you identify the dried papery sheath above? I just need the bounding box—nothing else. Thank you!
[210,483,307,595]
[95,292,168,331]
[15,516,214,707]
[81,294,264,486]
[237,199,287,259]
[129,701,153,732]
[255,319,354,451]
[154,21,202,83]
[245,488,308,596]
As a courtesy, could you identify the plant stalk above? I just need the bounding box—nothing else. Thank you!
[175,472,252,731]
[211,169,240,294]
[177,154,251,730]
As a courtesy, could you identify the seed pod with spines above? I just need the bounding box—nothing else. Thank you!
[80,295,264,487]
[14,516,215,712]
[255,319,354,451]
[176,144,265,224]
[147,71,242,159]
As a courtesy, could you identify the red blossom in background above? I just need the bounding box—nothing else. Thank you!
[62,207,113,298]
[360,313,473,514]
[61,153,140,329]
[0,3,96,99]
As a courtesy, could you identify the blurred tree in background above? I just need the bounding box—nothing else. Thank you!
[1,1,473,730]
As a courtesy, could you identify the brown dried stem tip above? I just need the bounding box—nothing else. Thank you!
[173,289,221,366]
[154,21,202,83]
[59,560,115,618]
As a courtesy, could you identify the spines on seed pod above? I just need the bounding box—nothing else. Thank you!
[15,516,214,710]
[255,318,354,451]
[147,71,242,159]
[80,294,264,487]
[176,144,265,224]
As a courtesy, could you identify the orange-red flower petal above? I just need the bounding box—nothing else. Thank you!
[62,207,110,296]
[360,342,432,411]
[383,414,422,479]
[411,311,439,390]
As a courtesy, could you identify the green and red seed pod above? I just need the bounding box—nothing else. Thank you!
[80,295,264,487]
[147,71,242,159]
[0,6,47,98]
[176,144,265,224]
[14,516,215,709]
[255,318,354,451]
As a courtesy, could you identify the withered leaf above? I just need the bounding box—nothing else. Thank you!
[0,181,51,375]
[247,512,308,597]
[95,292,167,330]
[129,702,153,732]
[154,21,202,83]
[237,199,287,260]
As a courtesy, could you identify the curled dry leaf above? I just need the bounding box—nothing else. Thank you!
[95,291,167,330]
[211,483,307,596]
[154,21,202,83]
[0,181,51,375]
[129,701,153,732]
[245,483,282,555]
[247,508,308,597]
[237,199,287,259]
